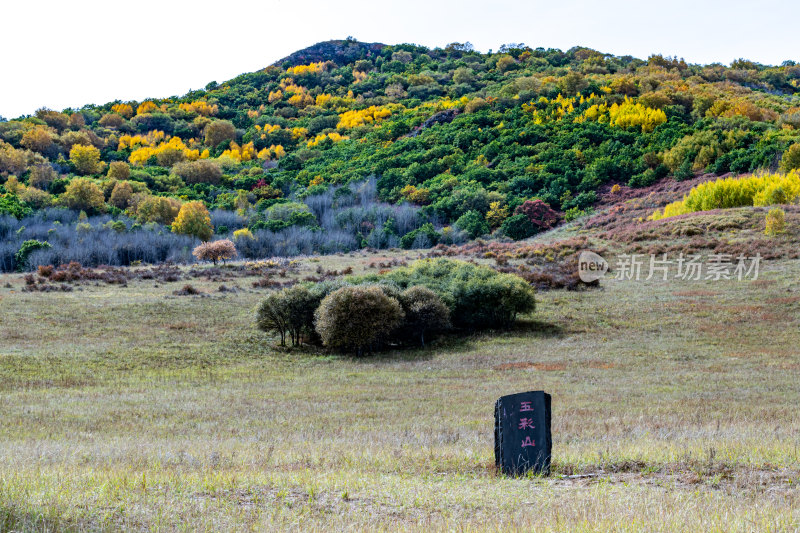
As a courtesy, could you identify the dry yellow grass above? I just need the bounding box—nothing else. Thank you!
[1,252,799,531]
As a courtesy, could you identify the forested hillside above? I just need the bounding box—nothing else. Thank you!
[1,38,799,270]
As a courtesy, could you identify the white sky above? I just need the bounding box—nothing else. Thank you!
[2,0,799,119]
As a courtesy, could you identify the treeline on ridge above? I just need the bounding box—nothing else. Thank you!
[1,39,800,270]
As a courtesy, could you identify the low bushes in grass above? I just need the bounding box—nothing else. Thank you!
[315,286,406,355]
[256,258,534,354]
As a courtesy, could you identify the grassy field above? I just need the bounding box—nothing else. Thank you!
[1,251,800,531]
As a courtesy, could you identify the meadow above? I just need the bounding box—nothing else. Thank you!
[1,250,799,531]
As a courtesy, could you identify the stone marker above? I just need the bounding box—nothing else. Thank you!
[494,390,552,476]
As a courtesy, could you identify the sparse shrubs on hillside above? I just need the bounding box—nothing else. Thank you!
[314,286,405,355]
[564,206,592,222]
[0,210,200,272]
[192,239,237,265]
[650,171,800,220]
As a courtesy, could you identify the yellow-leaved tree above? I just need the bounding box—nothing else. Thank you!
[111,103,134,118]
[171,201,213,241]
[60,178,106,214]
[485,201,509,229]
[69,144,104,175]
[136,101,159,115]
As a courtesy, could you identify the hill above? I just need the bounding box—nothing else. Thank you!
[1,39,800,271]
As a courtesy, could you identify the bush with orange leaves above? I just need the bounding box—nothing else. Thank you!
[192,239,237,265]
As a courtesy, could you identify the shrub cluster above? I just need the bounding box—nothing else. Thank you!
[256,258,534,354]
[373,258,536,329]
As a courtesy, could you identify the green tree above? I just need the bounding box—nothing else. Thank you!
[257,285,326,347]
[455,210,489,239]
[779,144,800,173]
[0,194,33,219]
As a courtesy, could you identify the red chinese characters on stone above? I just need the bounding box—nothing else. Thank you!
[519,402,536,447]
[518,418,535,430]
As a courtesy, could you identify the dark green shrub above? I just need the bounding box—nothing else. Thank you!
[314,286,405,355]
[454,210,489,239]
[256,285,321,346]
[397,286,451,346]
[501,213,537,240]
[674,159,695,181]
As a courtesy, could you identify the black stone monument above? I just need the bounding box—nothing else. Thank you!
[494,390,552,476]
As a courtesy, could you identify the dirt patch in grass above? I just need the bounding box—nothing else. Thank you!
[766,296,800,305]
[672,290,720,298]
[493,362,568,371]
[587,361,617,369]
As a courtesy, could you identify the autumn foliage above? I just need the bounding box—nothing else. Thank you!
[515,200,561,231]
[192,239,237,264]
[171,201,213,241]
